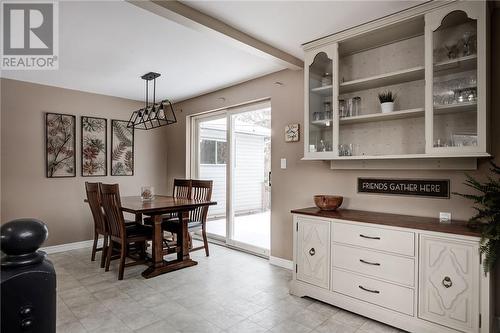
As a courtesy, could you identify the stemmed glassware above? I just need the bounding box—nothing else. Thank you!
[433,73,477,106]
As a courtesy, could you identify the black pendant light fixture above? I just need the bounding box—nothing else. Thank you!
[127,72,177,130]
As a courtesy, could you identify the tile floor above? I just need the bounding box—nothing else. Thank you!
[52,242,405,333]
[206,211,271,249]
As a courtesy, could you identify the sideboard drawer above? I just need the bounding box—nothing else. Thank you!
[332,244,415,286]
[332,269,414,316]
[332,222,414,256]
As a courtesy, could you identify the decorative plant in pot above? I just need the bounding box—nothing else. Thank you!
[378,91,396,113]
[454,162,500,273]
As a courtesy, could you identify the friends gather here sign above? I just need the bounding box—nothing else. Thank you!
[357,178,450,198]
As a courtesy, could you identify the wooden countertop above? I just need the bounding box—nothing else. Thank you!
[291,207,481,237]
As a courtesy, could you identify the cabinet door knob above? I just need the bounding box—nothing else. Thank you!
[309,248,315,256]
[442,276,453,288]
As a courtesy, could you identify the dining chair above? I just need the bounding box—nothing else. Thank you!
[144,178,192,224]
[99,183,152,280]
[163,180,213,256]
[173,179,192,198]
[165,179,192,220]
[85,182,108,268]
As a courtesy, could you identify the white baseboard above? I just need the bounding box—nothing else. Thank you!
[41,238,102,254]
[42,239,293,273]
[269,255,293,270]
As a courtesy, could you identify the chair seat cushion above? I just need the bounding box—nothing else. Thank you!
[124,219,137,226]
[162,218,202,231]
[125,224,152,238]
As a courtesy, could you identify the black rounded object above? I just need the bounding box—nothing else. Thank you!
[1,219,48,267]
[1,218,48,255]
[1,219,56,333]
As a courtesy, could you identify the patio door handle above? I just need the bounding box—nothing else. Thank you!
[268,171,271,187]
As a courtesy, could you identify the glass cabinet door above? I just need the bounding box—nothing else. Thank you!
[426,3,486,155]
[305,45,337,158]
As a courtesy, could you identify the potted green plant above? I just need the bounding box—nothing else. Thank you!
[454,162,500,273]
[378,91,396,113]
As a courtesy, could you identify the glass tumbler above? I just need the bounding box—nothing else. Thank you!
[339,100,346,118]
[351,97,361,117]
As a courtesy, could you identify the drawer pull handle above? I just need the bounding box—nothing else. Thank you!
[360,259,380,266]
[359,285,380,294]
[359,234,380,240]
[309,248,315,256]
[442,276,452,288]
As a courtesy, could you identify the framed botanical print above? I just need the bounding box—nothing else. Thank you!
[46,112,76,178]
[81,116,107,176]
[111,120,134,176]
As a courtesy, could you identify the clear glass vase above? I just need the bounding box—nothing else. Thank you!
[141,186,154,201]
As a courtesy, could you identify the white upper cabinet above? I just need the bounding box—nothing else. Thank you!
[304,44,339,160]
[425,2,488,156]
[302,1,489,161]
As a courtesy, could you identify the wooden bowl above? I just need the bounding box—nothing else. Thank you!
[314,195,343,211]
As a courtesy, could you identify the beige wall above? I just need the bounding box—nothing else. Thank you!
[170,14,499,261]
[0,79,169,246]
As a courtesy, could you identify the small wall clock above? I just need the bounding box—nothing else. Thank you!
[285,124,300,142]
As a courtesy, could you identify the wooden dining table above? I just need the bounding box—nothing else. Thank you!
[120,195,216,279]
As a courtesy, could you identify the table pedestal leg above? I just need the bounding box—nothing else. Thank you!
[141,211,197,279]
[177,210,190,261]
[152,214,163,268]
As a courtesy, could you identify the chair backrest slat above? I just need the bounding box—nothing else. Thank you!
[85,182,106,234]
[99,183,126,239]
[173,179,192,199]
[190,180,213,223]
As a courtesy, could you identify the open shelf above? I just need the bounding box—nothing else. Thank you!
[311,119,333,127]
[324,151,490,161]
[340,108,424,125]
[339,66,425,94]
[434,54,477,72]
[311,85,333,96]
[434,101,477,115]
[434,54,477,76]
[339,17,424,56]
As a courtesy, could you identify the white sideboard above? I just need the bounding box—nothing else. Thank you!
[290,209,493,333]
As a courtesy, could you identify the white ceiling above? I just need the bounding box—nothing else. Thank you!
[1,0,424,102]
[182,0,425,59]
[1,1,284,102]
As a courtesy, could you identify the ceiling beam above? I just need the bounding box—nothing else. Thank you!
[127,0,303,70]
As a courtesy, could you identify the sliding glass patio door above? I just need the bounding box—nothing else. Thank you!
[190,101,271,256]
[228,107,271,254]
[193,113,228,241]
